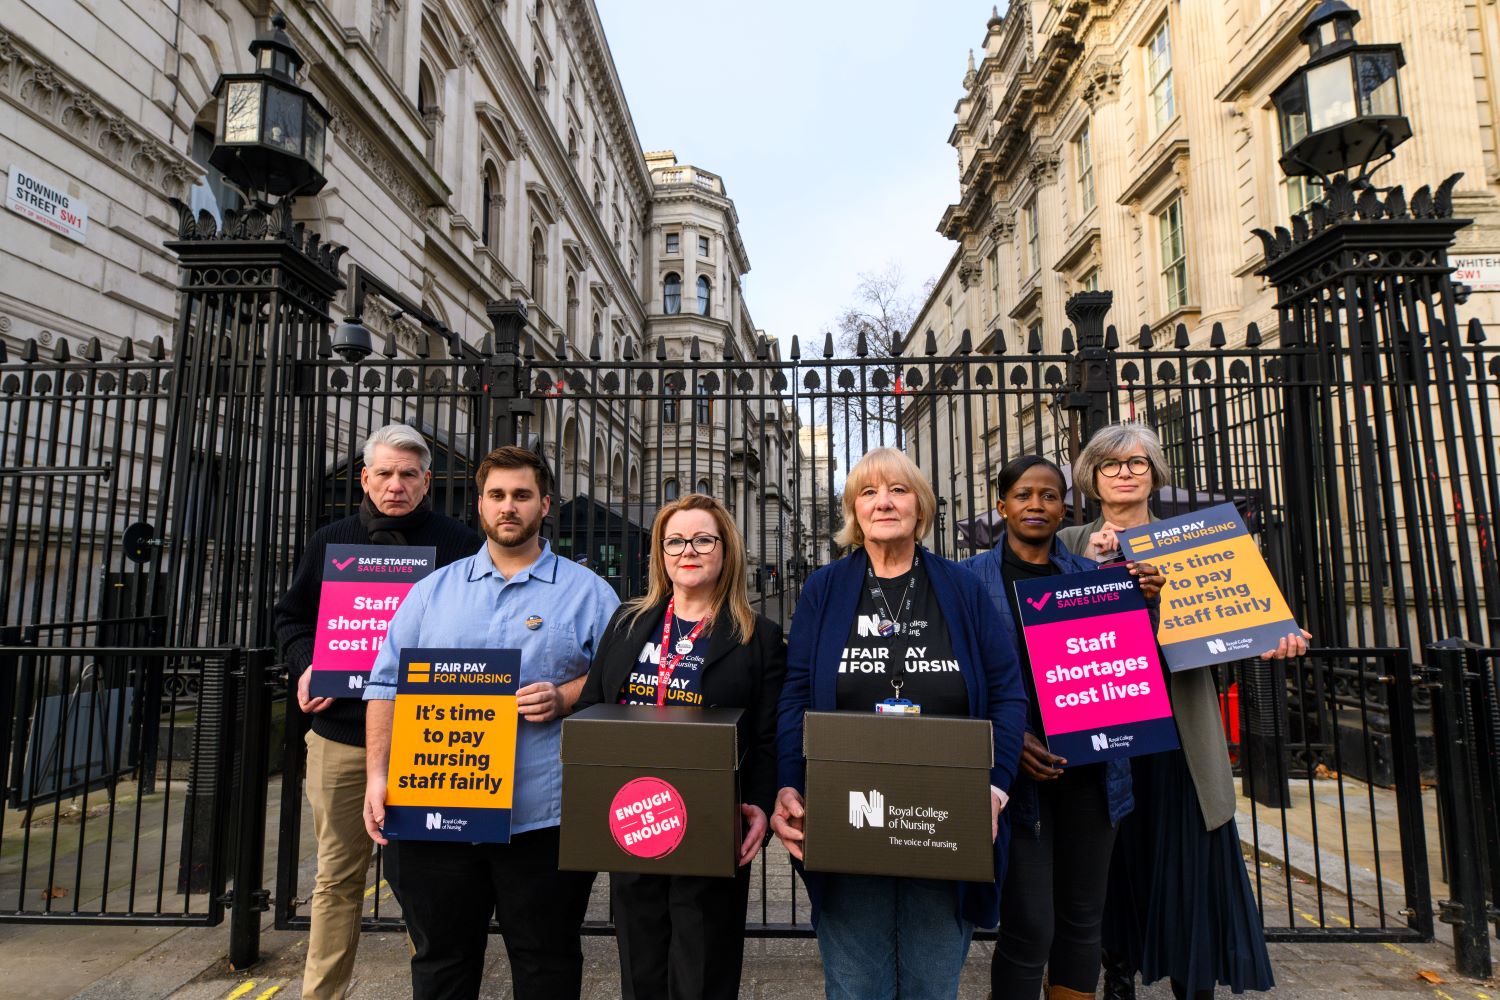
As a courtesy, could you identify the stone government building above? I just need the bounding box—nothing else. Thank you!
[910,0,1500,525]
[0,0,798,589]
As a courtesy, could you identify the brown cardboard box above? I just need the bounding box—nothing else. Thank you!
[803,711,995,882]
[559,704,744,877]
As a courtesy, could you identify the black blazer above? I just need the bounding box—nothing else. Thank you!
[576,601,787,815]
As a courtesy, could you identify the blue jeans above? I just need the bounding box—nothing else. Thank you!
[817,874,975,1000]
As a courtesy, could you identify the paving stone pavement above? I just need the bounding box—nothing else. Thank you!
[2,911,1484,1000]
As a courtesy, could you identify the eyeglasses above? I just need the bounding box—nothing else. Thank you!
[662,534,721,555]
[1098,456,1152,478]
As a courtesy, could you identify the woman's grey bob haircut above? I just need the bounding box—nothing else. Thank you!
[362,423,432,472]
[1073,422,1172,501]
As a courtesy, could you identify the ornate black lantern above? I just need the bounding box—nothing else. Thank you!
[208,12,329,199]
[1270,1,1410,179]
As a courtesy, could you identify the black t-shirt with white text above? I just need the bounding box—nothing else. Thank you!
[835,560,968,714]
[619,613,707,707]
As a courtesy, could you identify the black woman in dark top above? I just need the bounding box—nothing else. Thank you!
[576,493,786,1000]
[963,455,1163,1000]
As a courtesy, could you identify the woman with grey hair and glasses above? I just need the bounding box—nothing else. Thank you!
[1062,422,1307,1000]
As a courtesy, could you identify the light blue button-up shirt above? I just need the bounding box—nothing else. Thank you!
[365,539,619,834]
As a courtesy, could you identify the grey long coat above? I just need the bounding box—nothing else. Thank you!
[1058,517,1237,831]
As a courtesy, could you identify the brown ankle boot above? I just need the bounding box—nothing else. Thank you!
[1048,987,1097,1000]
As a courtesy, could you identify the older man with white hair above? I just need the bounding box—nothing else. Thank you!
[274,423,480,1000]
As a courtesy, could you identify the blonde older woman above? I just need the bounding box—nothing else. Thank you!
[771,447,1027,1000]
[1063,423,1308,1000]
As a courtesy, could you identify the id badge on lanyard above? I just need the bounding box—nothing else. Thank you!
[865,552,922,714]
[655,599,710,707]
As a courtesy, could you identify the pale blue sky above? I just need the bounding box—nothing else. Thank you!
[597,2,998,345]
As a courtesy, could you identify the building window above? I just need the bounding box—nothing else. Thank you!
[695,376,711,424]
[480,163,502,247]
[1285,175,1322,219]
[698,235,710,256]
[188,126,243,224]
[697,275,711,316]
[533,58,546,95]
[663,273,682,314]
[1025,199,1040,277]
[565,277,578,343]
[665,232,680,254]
[1146,18,1175,136]
[418,62,440,163]
[664,478,679,501]
[567,128,577,160]
[593,181,602,212]
[530,228,545,300]
[1075,122,1095,215]
[1081,268,1100,292]
[697,478,711,495]
[1158,196,1188,312]
[990,246,1002,312]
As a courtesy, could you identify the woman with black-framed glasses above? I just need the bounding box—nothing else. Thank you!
[576,493,786,1000]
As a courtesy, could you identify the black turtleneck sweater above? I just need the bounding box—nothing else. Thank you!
[273,506,480,746]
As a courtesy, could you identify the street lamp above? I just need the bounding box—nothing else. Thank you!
[1270,1,1410,181]
[208,12,330,201]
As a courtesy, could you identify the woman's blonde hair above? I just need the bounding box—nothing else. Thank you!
[834,447,938,549]
[1074,422,1173,501]
[619,493,756,644]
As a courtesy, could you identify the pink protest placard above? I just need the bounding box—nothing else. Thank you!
[309,543,436,698]
[1012,565,1179,764]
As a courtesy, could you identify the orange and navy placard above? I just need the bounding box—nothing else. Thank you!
[1117,503,1299,671]
[383,647,519,843]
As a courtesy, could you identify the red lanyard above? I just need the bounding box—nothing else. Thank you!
[655,598,711,707]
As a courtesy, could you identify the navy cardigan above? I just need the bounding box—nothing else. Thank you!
[775,546,1028,929]
[962,533,1134,832]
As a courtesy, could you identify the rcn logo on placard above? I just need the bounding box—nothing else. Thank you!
[426,811,443,830]
[1206,638,1229,654]
[848,790,885,829]
[1091,732,1109,752]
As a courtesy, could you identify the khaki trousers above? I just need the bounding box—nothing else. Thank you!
[303,730,374,1000]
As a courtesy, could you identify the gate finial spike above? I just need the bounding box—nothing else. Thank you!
[1026,327,1042,355]
[590,333,603,360]
[382,332,398,357]
[994,328,1008,354]
[83,337,102,362]
[924,329,938,356]
[690,336,701,361]
[1174,323,1190,349]
[1468,317,1487,344]
[656,337,668,361]
[855,326,869,357]
[115,338,135,361]
[53,338,71,363]
[1104,324,1119,350]
[149,336,166,360]
[1138,324,1153,351]
[1210,322,1226,348]
[1245,322,1263,348]
[789,335,801,360]
[21,338,38,363]
[1060,329,1075,354]
[480,333,495,356]
[823,331,835,358]
[958,329,972,355]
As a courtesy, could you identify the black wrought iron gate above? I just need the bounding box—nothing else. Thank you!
[3,183,1498,971]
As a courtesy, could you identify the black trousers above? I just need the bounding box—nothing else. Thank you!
[611,863,752,1000]
[991,771,1119,1000]
[398,827,597,1000]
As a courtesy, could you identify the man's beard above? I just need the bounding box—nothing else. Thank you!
[483,512,542,549]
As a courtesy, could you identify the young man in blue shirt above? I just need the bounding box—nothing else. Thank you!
[362,445,619,1000]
